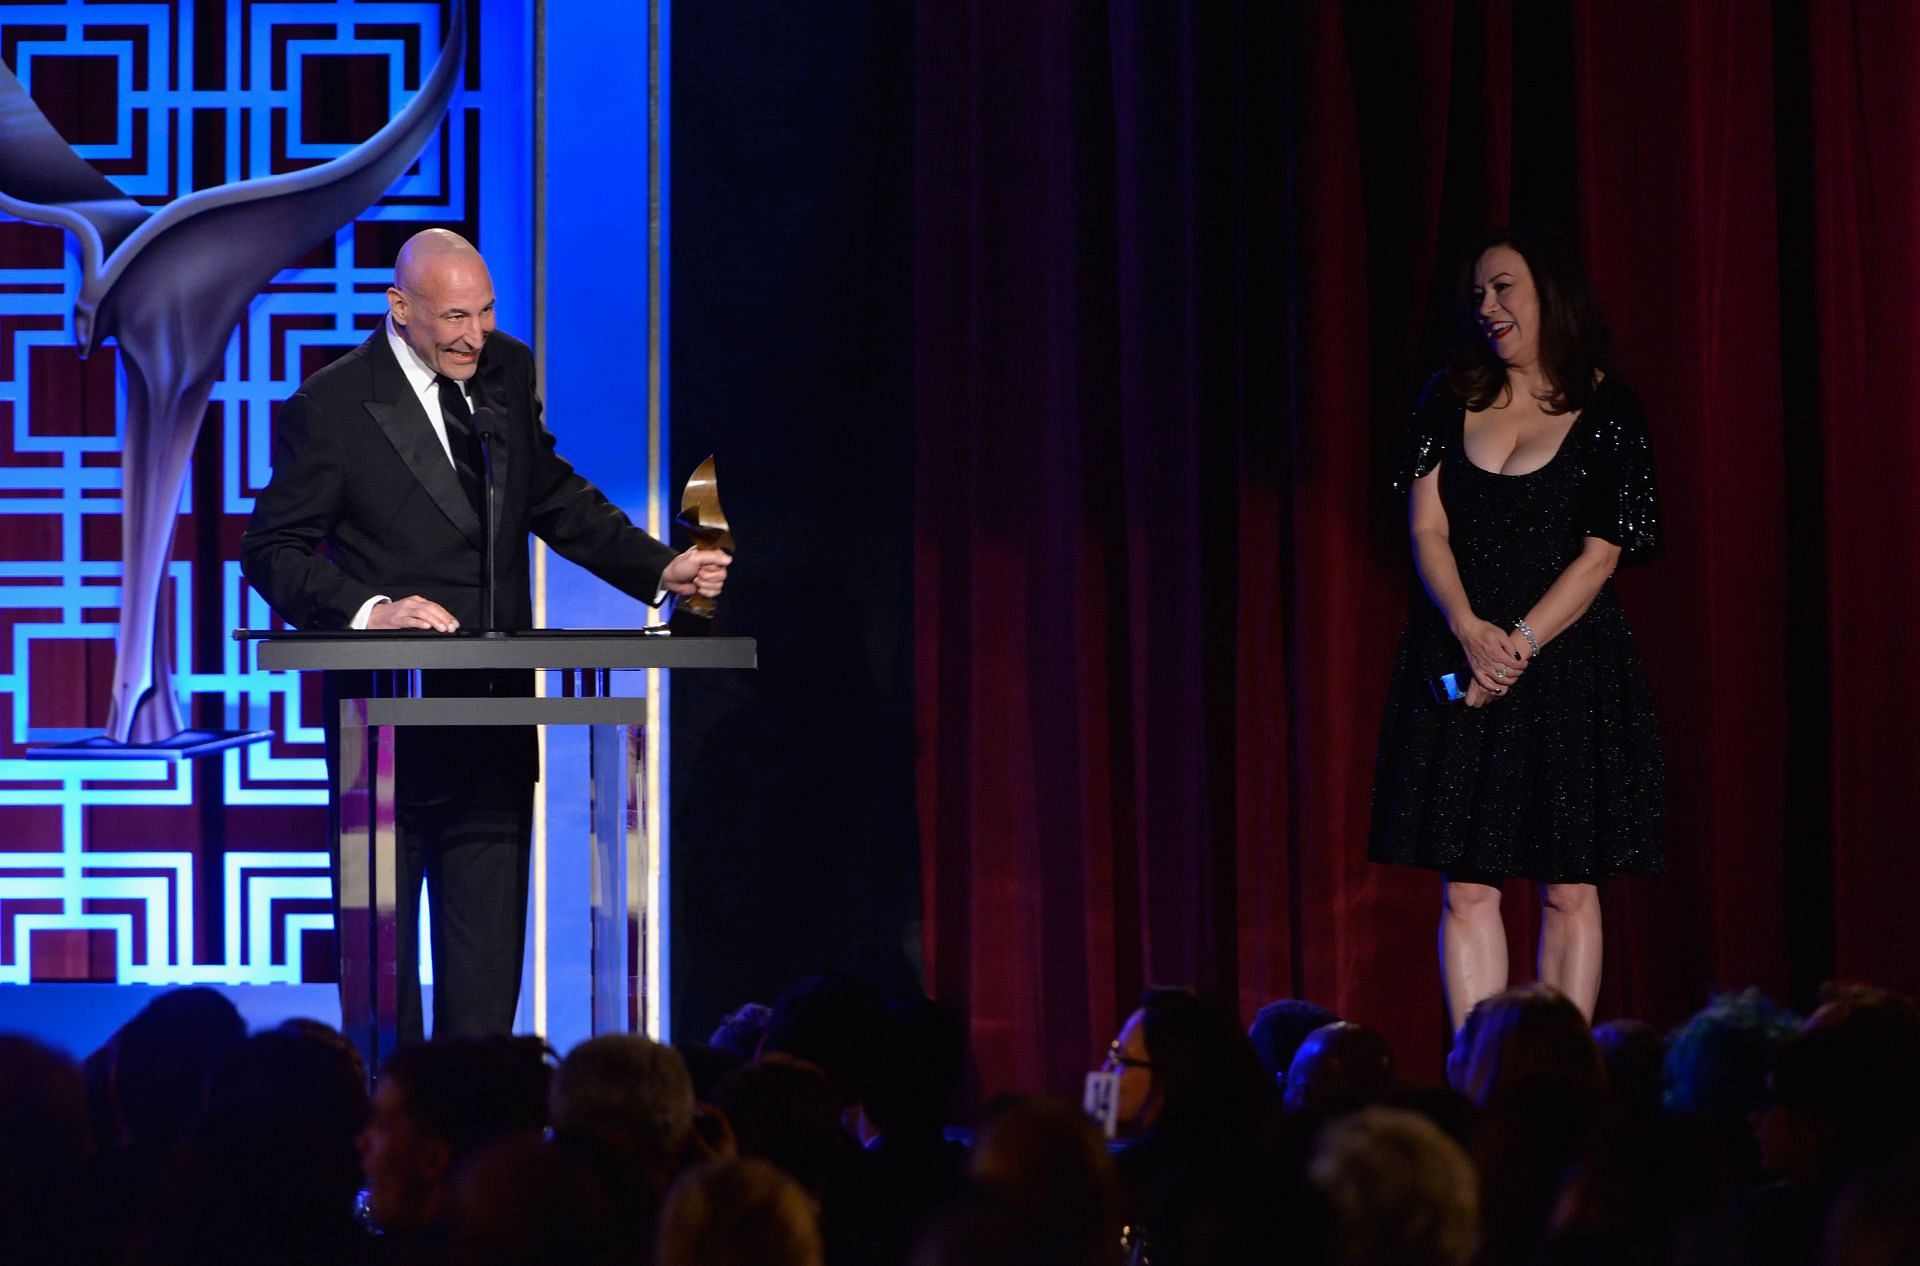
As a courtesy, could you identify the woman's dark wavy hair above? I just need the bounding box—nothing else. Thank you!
[1447,221,1610,415]
[1138,987,1273,1140]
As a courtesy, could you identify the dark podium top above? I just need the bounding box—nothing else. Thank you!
[235,630,758,673]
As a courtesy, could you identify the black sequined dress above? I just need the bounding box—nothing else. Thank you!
[1368,375,1665,883]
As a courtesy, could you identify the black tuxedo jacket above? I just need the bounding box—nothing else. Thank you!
[241,328,677,795]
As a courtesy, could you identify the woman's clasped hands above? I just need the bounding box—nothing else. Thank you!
[1452,615,1531,708]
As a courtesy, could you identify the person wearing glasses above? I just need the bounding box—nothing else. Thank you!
[1098,989,1281,1265]
[1102,1012,1158,1138]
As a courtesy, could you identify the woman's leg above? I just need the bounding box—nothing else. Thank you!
[1538,882,1602,1019]
[1441,879,1507,1034]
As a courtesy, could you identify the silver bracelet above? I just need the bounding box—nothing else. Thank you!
[1512,618,1541,657]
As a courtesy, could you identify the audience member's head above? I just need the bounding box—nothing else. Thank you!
[279,1016,368,1088]
[546,1036,704,1260]
[865,997,968,1141]
[1661,988,1799,1143]
[0,1035,94,1264]
[1105,1002,1159,1137]
[1804,981,1920,1034]
[968,1095,1122,1257]
[359,1036,552,1234]
[1249,999,1340,1083]
[710,1002,774,1059]
[445,1135,614,1266]
[551,1033,696,1175]
[1758,1017,1919,1186]
[135,1025,375,1266]
[711,1055,848,1197]
[1448,984,1603,1107]
[1592,1018,1666,1117]
[1451,987,1605,1266]
[656,1158,824,1266]
[112,986,246,1150]
[1309,1105,1479,1266]
[1284,1021,1397,1114]
[762,973,889,1109]
[206,1026,369,1206]
[1111,987,1271,1141]
[1802,982,1920,1143]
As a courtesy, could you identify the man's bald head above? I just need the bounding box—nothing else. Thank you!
[388,230,496,381]
[394,229,482,291]
[1284,1021,1397,1114]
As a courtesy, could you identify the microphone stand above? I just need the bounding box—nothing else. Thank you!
[478,421,499,635]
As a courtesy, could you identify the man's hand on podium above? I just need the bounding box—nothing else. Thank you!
[366,595,460,633]
[662,547,732,600]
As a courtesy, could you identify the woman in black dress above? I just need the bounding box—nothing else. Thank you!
[1369,224,1663,1034]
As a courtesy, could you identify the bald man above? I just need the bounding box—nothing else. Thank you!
[243,230,727,1040]
[1283,1022,1397,1114]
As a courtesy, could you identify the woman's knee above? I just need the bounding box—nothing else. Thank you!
[1443,879,1502,916]
[1541,882,1599,917]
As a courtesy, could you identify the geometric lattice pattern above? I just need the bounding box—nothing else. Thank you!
[0,1,529,982]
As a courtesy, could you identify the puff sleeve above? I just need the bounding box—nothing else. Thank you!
[1575,384,1662,566]
[1392,370,1456,495]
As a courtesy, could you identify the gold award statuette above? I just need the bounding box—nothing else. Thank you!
[675,455,734,619]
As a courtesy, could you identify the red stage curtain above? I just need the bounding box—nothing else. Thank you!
[915,0,1918,1097]
[1808,0,1920,993]
[1568,0,1792,1027]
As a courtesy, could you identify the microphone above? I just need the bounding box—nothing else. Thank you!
[471,406,503,635]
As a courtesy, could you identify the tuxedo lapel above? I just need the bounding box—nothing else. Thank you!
[360,331,483,548]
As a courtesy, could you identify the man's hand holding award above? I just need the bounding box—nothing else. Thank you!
[665,454,734,618]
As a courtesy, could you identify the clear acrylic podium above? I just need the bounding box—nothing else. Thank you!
[241,630,756,1070]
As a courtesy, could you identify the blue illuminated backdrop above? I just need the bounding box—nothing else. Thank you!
[0,0,534,988]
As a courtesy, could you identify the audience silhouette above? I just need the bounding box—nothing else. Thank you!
[3,975,1915,1266]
